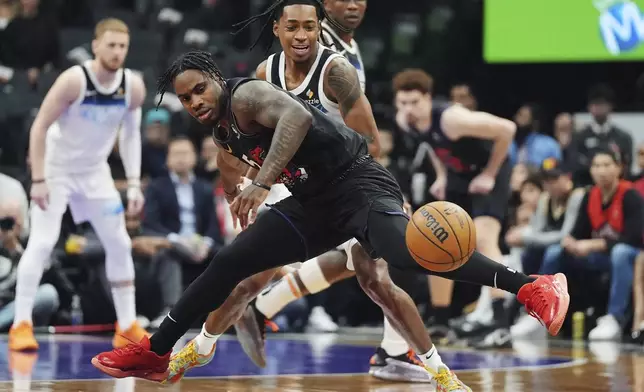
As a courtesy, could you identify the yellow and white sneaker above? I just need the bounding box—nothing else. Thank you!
[162,339,216,384]
[426,365,472,392]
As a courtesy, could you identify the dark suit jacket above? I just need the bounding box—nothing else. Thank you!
[142,175,223,252]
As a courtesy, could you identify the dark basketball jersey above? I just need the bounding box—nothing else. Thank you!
[265,46,343,121]
[424,103,493,179]
[213,78,367,197]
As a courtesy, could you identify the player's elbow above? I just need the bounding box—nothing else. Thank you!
[496,118,516,140]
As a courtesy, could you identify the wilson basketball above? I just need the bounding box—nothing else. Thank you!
[405,201,476,272]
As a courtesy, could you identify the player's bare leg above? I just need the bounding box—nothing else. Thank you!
[254,250,355,321]
[351,244,471,389]
[162,268,280,384]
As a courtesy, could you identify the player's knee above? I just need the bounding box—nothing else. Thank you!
[473,216,501,250]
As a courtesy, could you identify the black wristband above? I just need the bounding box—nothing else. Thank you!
[252,181,271,191]
[31,179,45,184]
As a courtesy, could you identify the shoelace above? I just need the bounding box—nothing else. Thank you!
[168,342,199,374]
[526,284,550,328]
[433,368,462,391]
[113,335,144,356]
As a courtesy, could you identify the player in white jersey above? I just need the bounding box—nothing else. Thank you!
[161,1,470,389]
[8,18,149,352]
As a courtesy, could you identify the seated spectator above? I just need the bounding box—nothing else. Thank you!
[0,172,29,240]
[142,136,224,326]
[507,159,586,337]
[509,103,561,168]
[541,149,644,340]
[0,197,59,331]
[553,113,575,171]
[194,136,219,182]
[518,172,543,212]
[142,108,170,180]
[0,0,60,85]
[570,84,633,186]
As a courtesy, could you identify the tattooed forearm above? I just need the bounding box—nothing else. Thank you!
[256,109,311,185]
[232,81,312,186]
[327,59,362,115]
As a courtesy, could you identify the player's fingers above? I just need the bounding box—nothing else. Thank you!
[229,201,239,229]
[239,198,253,229]
[249,202,260,225]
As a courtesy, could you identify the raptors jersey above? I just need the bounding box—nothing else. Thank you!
[45,61,133,175]
[321,20,366,93]
[265,45,344,122]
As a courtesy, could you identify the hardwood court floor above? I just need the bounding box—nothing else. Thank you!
[0,333,643,391]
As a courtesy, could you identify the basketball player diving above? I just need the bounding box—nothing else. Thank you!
[165,0,437,384]
[8,18,149,352]
[91,44,570,391]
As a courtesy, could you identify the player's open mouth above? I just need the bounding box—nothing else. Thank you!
[197,109,211,121]
[292,46,309,55]
[346,14,360,22]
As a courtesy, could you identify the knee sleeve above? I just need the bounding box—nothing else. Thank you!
[296,257,331,294]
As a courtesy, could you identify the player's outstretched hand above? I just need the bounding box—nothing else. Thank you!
[229,184,269,230]
[30,181,49,210]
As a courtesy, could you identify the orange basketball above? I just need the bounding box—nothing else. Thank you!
[405,201,476,272]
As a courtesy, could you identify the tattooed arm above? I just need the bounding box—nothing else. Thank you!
[232,80,313,187]
[324,57,381,157]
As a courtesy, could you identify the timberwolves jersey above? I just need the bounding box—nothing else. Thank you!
[213,78,367,197]
[265,45,344,122]
[45,61,132,174]
[321,20,366,92]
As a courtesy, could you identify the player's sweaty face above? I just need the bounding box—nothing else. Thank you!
[174,70,220,125]
[324,0,366,30]
[93,31,129,72]
[274,5,320,63]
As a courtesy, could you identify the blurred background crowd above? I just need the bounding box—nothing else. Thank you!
[1,0,644,351]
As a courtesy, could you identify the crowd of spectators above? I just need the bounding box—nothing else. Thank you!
[1,0,644,348]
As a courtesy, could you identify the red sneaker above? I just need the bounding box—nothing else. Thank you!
[517,273,570,336]
[91,336,171,382]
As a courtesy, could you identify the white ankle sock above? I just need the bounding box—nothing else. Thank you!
[419,345,445,372]
[256,272,302,319]
[111,285,136,330]
[194,324,221,355]
[380,317,410,357]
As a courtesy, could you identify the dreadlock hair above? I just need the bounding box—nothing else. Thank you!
[233,0,350,52]
[156,50,225,108]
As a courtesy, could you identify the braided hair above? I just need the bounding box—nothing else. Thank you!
[233,0,350,52]
[156,50,225,108]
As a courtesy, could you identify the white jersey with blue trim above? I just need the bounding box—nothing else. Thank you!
[265,45,345,122]
[321,20,366,93]
[45,61,133,175]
